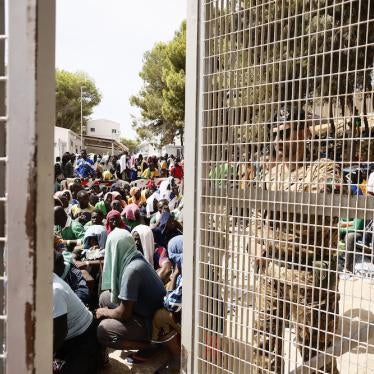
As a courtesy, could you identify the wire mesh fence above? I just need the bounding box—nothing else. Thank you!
[196,0,374,372]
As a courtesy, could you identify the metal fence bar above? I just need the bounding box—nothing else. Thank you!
[7,0,55,372]
[0,0,7,372]
[182,0,201,372]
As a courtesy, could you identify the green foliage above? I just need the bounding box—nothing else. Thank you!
[208,0,373,142]
[56,69,102,133]
[119,137,140,154]
[130,21,186,146]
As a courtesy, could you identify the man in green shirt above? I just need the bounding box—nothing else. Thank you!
[54,206,85,251]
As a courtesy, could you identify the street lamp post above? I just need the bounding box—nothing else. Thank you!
[80,86,84,150]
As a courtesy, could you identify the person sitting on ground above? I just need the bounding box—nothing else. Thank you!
[152,212,183,249]
[61,190,73,215]
[84,209,104,228]
[167,235,183,272]
[128,187,142,206]
[53,254,99,374]
[95,229,166,355]
[146,180,157,194]
[71,190,95,219]
[111,191,127,208]
[132,225,172,283]
[105,209,126,235]
[170,157,183,180]
[54,206,85,251]
[54,250,90,305]
[121,203,141,231]
[141,162,160,179]
[54,191,70,215]
[69,183,82,205]
[136,154,148,177]
[152,264,182,353]
[83,225,108,253]
[111,200,123,213]
[160,156,169,178]
[77,211,91,227]
[150,199,170,229]
[89,193,99,208]
[95,192,112,218]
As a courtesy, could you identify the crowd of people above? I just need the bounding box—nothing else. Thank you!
[53,149,184,373]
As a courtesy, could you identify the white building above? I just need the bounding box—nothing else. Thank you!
[54,126,82,160]
[161,144,184,158]
[137,142,160,157]
[86,119,121,141]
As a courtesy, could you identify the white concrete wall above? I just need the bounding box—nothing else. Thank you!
[54,126,82,160]
[161,145,184,158]
[138,143,160,157]
[86,118,121,140]
[54,126,69,160]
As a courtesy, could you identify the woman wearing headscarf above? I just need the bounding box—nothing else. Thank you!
[105,209,126,235]
[132,225,172,284]
[111,191,127,208]
[95,192,113,217]
[83,225,108,251]
[121,203,141,231]
[152,212,183,248]
[128,187,143,206]
[96,229,166,352]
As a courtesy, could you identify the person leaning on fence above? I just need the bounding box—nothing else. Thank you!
[252,106,342,373]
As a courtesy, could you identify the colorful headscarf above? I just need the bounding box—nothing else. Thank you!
[102,170,113,181]
[105,210,125,234]
[130,187,140,197]
[122,203,140,221]
[146,180,156,190]
[101,228,142,304]
[111,191,122,200]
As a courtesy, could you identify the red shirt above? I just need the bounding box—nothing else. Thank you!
[170,164,184,179]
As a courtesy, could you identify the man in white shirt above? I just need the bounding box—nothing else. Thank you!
[118,151,129,181]
[53,270,99,373]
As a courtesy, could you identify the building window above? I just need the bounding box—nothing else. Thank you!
[90,127,95,132]
[112,129,117,134]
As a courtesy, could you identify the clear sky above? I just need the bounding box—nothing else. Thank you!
[56,0,187,139]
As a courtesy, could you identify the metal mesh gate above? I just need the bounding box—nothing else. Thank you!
[189,0,374,372]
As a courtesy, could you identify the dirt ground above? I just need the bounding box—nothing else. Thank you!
[101,347,171,374]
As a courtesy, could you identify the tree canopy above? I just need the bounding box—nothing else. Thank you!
[206,0,373,145]
[119,137,140,154]
[56,69,102,134]
[130,21,186,147]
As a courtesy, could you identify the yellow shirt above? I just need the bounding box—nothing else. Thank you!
[70,204,95,218]
[141,168,160,179]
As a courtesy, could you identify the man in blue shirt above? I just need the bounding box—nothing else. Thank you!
[75,149,96,179]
